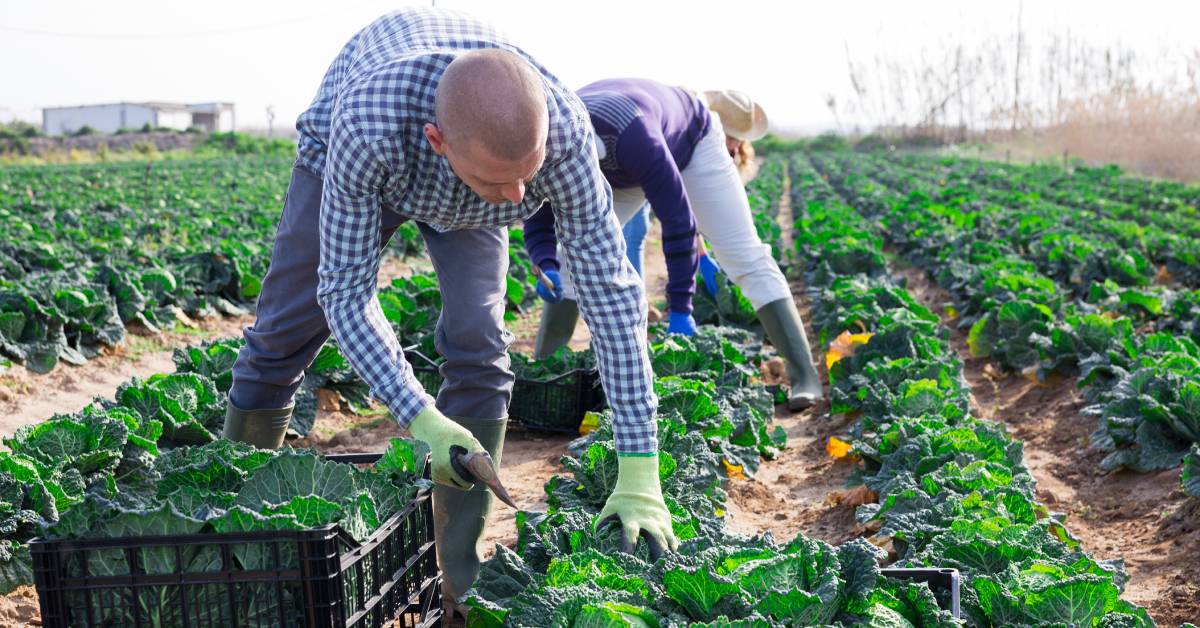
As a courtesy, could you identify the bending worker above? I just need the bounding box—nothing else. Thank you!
[525,79,824,410]
[219,9,677,616]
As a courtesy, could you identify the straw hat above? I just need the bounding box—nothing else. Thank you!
[703,90,769,141]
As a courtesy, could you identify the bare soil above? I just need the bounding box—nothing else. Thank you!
[478,428,574,551]
[891,257,1200,626]
[0,312,254,439]
[723,283,862,545]
[0,586,38,627]
[723,172,867,545]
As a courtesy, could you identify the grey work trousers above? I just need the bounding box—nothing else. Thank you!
[229,165,514,421]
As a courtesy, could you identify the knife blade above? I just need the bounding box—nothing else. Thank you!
[449,445,518,509]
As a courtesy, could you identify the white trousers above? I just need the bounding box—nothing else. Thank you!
[561,111,790,310]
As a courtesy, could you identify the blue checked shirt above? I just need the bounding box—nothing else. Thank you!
[297,8,658,453]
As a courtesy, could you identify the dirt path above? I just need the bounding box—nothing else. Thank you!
[0,314,254,439]
[722,284,862,545]
[0,587,38,626]
[890,257,1200,626]
[724,182,863,543]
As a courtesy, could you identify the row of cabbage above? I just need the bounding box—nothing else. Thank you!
[807,153,1200,478]
[786,153,1156,626]
[863,154,1200,337]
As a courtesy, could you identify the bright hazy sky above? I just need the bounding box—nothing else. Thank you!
[1,0,1196,133]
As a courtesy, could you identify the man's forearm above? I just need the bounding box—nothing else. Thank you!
[642,176,698,315]
[318,291,434,427]
[523,203,560,271]
[662,240,698,314]
[572,255,658,454]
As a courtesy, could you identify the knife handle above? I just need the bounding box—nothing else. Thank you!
[449,445,478,485]
[531,265,558,293]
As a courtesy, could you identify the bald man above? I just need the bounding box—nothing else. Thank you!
[220,7,675,614]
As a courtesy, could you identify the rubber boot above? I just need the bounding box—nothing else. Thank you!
[435,416,507,621]
[220,400,294,449]
[757,298,824,411]
[534,298,579,359]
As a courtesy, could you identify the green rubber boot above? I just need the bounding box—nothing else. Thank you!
[220,401,293,449]
[534,298,579,359]
[757,297,824,411]
[435,416,508,620]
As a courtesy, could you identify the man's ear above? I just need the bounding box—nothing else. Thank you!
[423,123,447,156]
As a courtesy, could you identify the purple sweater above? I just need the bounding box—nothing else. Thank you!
[524,78,711,314]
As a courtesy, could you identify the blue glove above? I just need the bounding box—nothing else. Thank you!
[535,267,564,304]
[667,311,697,336]
[698,255,721,297]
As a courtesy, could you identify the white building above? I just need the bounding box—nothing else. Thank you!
[42,102,235,135]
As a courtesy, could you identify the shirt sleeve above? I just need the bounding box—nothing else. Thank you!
[539,128,658,455]
[615,118,698,315]
[522,202,560,271]
[316,109,435,428]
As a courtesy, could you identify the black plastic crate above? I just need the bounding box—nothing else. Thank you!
[406,348,605,434]
[30,453,442,628]
[880,567,960,618]
[403,348,444,399]
[509,368,605,433]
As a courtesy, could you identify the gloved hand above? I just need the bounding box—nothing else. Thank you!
[667,311,697,336]
[698,254,721,297]
[596,454,679,560]
[534,266,564,304]
[408,406,486,489]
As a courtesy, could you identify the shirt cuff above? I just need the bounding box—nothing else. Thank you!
[386,371,438,428]
[667,292,694,315]
[611,417,658,455]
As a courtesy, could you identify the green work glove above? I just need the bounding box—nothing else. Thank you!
[596,454,680,560]
[408,406,486,490]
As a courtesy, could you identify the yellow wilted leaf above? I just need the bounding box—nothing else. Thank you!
[868,535,894,551]
[578,411,602,436]
[827,436,853,459]
[825,331,875,370]
[825,485,877,507]
[722,458,745,480]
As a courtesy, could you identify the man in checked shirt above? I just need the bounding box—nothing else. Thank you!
[219,8,677,612]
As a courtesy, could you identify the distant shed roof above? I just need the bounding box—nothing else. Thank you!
[42,101,234,112]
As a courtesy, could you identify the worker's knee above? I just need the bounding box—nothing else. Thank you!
[435,351,514,419]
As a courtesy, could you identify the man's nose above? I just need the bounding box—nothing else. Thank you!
[500,180,525,204]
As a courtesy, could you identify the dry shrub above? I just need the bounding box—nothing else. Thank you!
[1033,88,1200,181]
